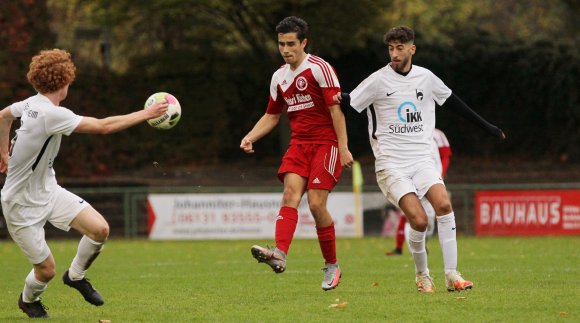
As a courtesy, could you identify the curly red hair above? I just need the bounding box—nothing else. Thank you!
[27,49,76,94]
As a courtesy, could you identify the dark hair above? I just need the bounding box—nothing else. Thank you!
[276,16,309,41]
[383,26,415,44]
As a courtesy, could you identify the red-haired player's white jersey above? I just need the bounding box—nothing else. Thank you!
[266,54,341,144]
[2,94,82,208]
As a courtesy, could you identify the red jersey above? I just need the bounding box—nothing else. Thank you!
[266,54,341,144]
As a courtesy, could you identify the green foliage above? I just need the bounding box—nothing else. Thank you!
[0,237,578,321]
[383,0,577,45]
[417,31,580,161]
[2,0,579,176]
[0,0,55,103]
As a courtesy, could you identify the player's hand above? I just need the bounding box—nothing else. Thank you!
[240,137,254,154]
[146,100,169,119]
[336,92,351,112]
[340,148,354,168]
[499,129,506,141]
[493,126,506,141]
[340,92,350,103]
[0,151,8,174]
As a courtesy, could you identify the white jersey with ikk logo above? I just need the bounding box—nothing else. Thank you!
[350,64,451,170]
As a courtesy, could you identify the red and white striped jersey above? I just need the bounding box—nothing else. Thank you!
[266,54,341,144]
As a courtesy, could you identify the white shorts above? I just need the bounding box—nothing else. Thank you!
[2,186,90,264]
[376,159,444,206]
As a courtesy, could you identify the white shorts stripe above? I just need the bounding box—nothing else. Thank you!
[328,146,337,174]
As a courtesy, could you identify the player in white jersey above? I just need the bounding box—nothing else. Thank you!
[0,49,168,318]
[388,128,451,256]
[339,26,505,293]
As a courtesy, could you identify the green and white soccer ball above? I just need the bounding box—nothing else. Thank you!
[144,92,181,130]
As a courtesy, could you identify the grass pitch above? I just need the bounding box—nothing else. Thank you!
[1,236,578,322]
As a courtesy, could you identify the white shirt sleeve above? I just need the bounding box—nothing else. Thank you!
[269,73,279,101]
[430,72,452,106]
[9,101,25,118]
[45,106,82,136]
[350,73,377,113]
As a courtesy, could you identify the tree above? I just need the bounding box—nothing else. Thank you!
[0,0,55,103]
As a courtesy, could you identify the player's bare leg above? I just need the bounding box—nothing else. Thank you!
[426,184,473,291]
[64,206,109,306]
[399,193,434,293]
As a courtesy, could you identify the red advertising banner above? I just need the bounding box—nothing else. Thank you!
[475,190,580,236]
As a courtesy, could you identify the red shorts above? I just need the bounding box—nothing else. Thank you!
[278,143,342,191]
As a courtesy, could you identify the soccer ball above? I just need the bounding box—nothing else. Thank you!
[144,92,181,130]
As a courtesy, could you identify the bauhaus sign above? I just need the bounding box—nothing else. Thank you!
[475,190,580,236]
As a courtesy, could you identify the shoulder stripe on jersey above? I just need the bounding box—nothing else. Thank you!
[31,135,53,171]
[369,105,377,140]
[308,55,335,87]
[308,55,334,87]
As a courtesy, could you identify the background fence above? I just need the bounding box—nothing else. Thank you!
[2,183,578,240]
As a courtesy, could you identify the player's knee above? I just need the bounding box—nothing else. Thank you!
[308,200,326,216]
[409,217,428,232]
[281,189,301,207]
[91,223,109,242]
[435,201,453,215]
[37,263,56,281]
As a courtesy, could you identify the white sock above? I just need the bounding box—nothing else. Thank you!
[437,212,458,274]
[69,236,104,280]
[22,269,47,302]
[407,228,429,275]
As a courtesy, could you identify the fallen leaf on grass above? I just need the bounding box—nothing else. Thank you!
[372,281,380,286]
[329,302,348,309]
[559,311,567,317]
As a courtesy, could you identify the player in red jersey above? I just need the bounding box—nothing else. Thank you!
[240,16,354,291]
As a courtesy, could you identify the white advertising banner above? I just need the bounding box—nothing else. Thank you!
[147,192,362,240]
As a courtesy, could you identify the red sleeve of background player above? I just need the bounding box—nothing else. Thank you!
[439,146,452,177]
[321,87,341,108]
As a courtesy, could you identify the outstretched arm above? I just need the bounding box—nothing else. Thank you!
[74,101,168,134]
[443,93,506,140]
[240,113,281,154]
[0,107,15,173]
